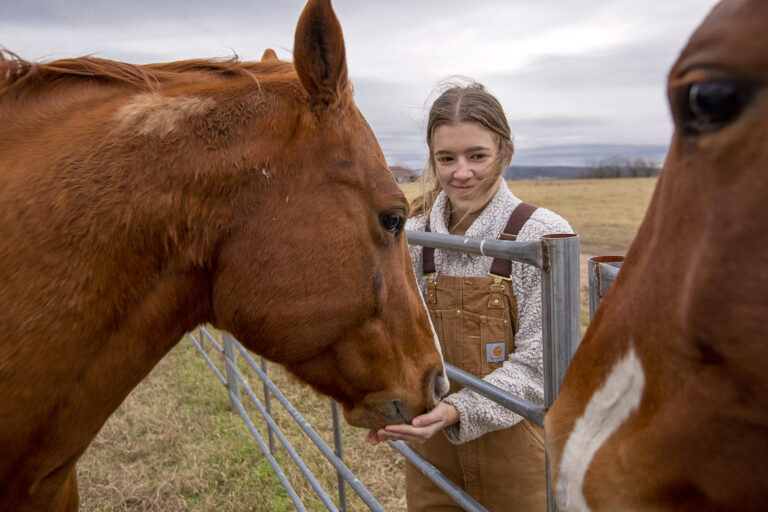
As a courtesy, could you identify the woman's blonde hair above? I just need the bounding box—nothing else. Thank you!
[411,79,514,218]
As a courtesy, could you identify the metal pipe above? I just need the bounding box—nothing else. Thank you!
[406,230,543,268]
[539,233,580,512]
[445,364,546,427]
[234,343,386,512]
[598,263,620,291]
[227,390,309,512]
[187,333,227,387]
[588,256,624,320]
[388,441,488,512]
[227,357,339,511]
[200,327,224,352]
[261,357,275,455]
[539,233,581,406]
[331,401,348,512]
[222,332,241,413]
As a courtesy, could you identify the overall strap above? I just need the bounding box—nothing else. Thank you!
[423,221,436,275]
[489,201,537,278]
[422,201,537,277]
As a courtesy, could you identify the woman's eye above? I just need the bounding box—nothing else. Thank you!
[683,80,751,134]
[380,212,404,236]
[471,153,488,160]
[437,157,453,164]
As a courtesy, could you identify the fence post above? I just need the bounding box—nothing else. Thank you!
[588,256,624,320]
[261,357,275,454]
[539,233,580,512]
[222,332,241,412]
[331,400,348,512]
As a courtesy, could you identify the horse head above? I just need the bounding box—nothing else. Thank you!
[210,0,449,429]
[546,1,768,510]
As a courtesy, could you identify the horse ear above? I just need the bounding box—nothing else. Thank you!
[293,0,349,107]
[261,48,279,62]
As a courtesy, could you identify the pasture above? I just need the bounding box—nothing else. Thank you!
[78,177,657,511]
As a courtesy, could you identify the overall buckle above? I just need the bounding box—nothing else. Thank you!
[425,273,437,303]
[487,272,511,308]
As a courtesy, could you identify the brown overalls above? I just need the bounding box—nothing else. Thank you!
[405,203,547,512]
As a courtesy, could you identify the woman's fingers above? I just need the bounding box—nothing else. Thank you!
[383,423,441,443]
[364,402,460,445]
[413,402,460,428]
[412,407,444,428]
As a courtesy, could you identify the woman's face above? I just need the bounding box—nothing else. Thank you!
[432,121,502,218]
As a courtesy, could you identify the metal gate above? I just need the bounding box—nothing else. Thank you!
[188,230,583,511]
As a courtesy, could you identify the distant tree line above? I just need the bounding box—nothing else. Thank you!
[582,157,661,179]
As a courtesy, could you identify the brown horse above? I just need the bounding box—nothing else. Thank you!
[0,1,448,510]
[546,0,768,510]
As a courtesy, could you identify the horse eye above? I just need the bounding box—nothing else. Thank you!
[380,212,404,236]
[684,80,750,134]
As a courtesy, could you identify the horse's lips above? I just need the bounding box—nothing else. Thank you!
[341,368,447,429]
[341,397,416,430]
[392,400,410,425]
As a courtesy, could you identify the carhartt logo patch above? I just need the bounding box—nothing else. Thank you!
[486,343,505,363]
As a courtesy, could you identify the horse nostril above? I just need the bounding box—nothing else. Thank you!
[425,367,450,407]
[434,370,449,401]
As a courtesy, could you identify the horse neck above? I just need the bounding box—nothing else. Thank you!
[0,164,218,499]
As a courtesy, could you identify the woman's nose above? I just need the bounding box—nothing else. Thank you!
[454,159,473,179]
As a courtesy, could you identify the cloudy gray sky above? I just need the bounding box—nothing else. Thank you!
[3,0,720,168]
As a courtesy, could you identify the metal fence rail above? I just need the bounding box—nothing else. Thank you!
[188,327,384,511]
[188,229,582,511]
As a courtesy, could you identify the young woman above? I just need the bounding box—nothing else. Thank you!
[366,81,573,511]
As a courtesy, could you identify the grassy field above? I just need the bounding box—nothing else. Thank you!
[78,177,657,511]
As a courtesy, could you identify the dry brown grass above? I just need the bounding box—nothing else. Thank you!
[78,177,657,511]
[505,178,656,331]
[78,332,408,512]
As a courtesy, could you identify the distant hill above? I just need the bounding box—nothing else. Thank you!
[388,143,668,174]
[504,165,587,180]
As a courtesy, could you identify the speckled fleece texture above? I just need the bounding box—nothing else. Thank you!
[406,178,573,444]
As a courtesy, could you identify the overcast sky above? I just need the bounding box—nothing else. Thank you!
[3,0,721,168]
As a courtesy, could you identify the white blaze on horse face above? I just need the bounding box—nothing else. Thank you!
[423,295,446,371]
[114,93,215,137]
[409,263,445,368]
[556,344,645,512]
[418,281,449,402]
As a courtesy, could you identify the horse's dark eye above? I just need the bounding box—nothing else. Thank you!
[380,212,404,236]
[684,80,750,134]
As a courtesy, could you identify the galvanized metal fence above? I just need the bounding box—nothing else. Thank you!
[187,230,584,511]
[587,255,624,320]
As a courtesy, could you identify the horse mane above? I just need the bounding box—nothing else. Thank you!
[0,49,291,96]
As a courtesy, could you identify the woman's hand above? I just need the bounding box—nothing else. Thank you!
[364,402,459,445]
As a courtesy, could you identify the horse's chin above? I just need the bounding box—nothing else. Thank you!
[342,397,417,430]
